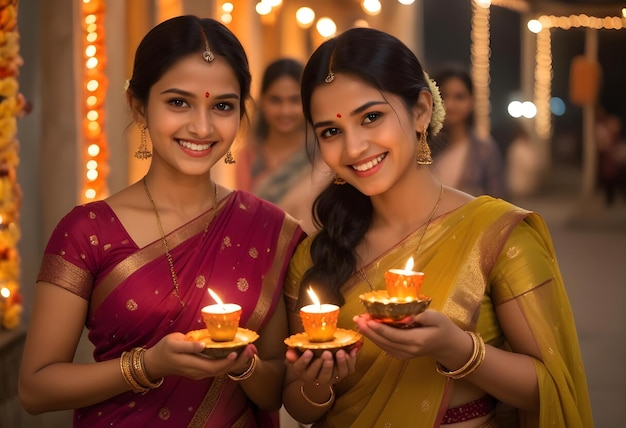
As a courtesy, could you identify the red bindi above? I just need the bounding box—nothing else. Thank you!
[336,113,342,118]
[205,92,210,98]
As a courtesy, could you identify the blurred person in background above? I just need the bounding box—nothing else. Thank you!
[432,67,507,199]
[595,107,626,206]
[236,58,330,234]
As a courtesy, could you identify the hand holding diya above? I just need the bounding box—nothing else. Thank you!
[185,288,258,359]
[359,257,431,327]
[285,287,362,356]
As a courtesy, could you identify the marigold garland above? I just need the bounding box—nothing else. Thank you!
[0,0,24,330]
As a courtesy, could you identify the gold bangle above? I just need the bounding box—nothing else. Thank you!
[227,354,258,381]
[436,331,485,380]
[461,335,486,378]
[300,384,335,407]
[131,347,164,389]
[120,350,150,393]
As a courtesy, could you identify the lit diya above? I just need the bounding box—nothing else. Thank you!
[185,288,258,359]
[359,257,431,327]
[285,287,361,355]
[299,287,340,343]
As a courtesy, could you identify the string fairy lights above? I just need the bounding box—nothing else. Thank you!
[529,13,625,139]
[81,0,109,203]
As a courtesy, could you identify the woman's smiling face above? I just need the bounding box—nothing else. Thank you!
[309,73,427,196]
[136,53,242,176]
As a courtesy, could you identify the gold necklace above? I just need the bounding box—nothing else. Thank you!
[142,176,218,307]
[359,183,444,290]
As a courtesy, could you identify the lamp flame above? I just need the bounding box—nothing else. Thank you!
[306,287,322,310]
[404,257,415,272]
[207,288,225,308]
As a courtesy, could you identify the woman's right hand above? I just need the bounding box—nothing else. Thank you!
[144,333,257,381]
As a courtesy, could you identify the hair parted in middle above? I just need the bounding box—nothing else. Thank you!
[126,15,252,120]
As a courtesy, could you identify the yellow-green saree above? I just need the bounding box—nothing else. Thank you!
[284,196,593,427]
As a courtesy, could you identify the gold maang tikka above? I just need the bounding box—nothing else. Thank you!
[200,28,215,62]
[325,53,334,83]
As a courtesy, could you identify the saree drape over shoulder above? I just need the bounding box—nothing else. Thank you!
[284,196,593,427]
[37,191,304,427]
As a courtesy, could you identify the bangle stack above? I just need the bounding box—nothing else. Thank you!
[227,354,258,381]
[436,331,486,380]
[300,384,335,408]
[120,347,164,394]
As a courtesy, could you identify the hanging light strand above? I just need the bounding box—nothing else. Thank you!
[81,0,109,202]
[471,0,492,140]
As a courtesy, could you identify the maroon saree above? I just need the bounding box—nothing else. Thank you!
[37,191,304,427]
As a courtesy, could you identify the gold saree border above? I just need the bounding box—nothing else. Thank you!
[89,197,228,315]
[188,375,227,428]
[246,213,301,330]
[442,206,530,330]
[37,254,94,300]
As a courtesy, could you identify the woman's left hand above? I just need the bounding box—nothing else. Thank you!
[353,309,467,361]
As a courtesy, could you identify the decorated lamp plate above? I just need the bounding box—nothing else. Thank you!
[359,290,432,328]
[185,327,259,359]
[284,328,362,357]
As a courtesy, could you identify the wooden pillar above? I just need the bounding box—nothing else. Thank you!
[39,0,79,237]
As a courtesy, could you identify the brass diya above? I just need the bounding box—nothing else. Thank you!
[359,290,431,327]
[185,327,259,359]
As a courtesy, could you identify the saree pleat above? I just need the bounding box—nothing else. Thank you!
[38,191,305,427]
[285,196,592,427]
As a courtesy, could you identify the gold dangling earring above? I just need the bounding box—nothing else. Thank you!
[416,126,432,165]
[224,150,236,164]
[134,126,152,160]
[333,174,346,185]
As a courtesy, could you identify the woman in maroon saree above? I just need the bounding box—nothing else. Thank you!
[19,16,304,427]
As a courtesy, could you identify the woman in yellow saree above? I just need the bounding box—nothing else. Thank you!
[282,27,593,427]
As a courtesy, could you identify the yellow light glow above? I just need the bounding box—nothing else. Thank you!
[0,287,10,299]
[87,144,100,156]
[86,57,98,69]
[86,80,99,91]
[362,0,382,16]
[85,45,96,57]
[88,122,100,133]
[527,19,542,33]
[85,188,97,200]
[255,2,271,15]
[86,169,99,181]
[86,160,98,170]
[622,8,626,19]
[85,14,96,24]
[87,23,97,33]
[296,7,315,28]
[316,17,337,38]
[87,95,97,106]
[222,2,234,13]
[87,110,99,121]
[475,0,491,8]
[87,32,97,42]
[221,13,232,24]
